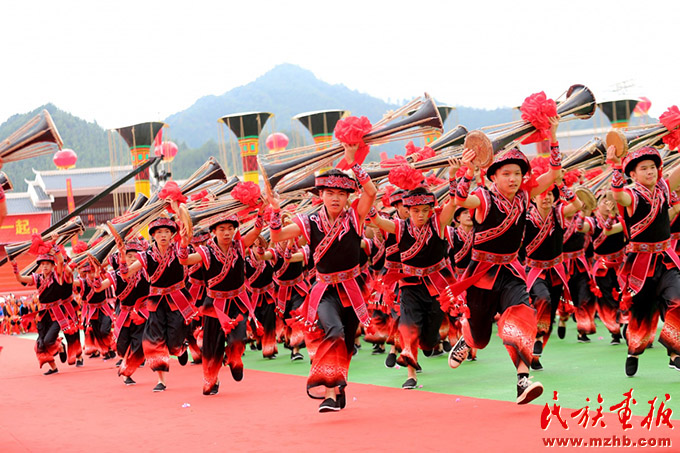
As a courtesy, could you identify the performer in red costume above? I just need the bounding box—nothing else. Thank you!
[267,143,376,412]
[607,145,680,376]
[449,117,561,404]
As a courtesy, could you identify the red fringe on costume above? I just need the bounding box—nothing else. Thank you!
[626,312,660,355]
[119,345,146,378]
[65,334,82,365]
[84,326,97,355]
[306,337,350,399]
[35,338,61,368]
[497,305,537,368]
[659,305,680,355]
[202,355,222,394]
[142,339,170,372]
[574,299,597,335]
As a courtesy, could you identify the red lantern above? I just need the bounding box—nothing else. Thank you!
[53,148,78,169]
[154,141,179,163]
[266,132,289,152]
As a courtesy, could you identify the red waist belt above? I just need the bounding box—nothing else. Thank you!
[626,239,670,254]
[274,274,309,315]
[307,265,369,326]
[526,256,563,270]
[624,239,680,293]
[149,281,197,322]
[450,250,525,295]
[206,284,255,334]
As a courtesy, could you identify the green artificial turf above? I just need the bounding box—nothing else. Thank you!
[241,320,679,418]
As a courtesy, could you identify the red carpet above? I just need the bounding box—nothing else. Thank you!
[1,335,676,452]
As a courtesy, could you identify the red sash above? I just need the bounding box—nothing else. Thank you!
[312,208,350,264]
[207,285,254,334]
[307,265,369,326]
[149,281,198,322]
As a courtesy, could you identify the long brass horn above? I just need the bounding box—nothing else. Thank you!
[562,137,607,171]
[260,95,443,191]
[464,85,597,168]
[1,217,85,263]
[606,123,668,159]
[0,109,64,162]
[0,172,13,192]
[429,125,468,152]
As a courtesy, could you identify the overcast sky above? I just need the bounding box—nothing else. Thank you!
[1,0,677,130]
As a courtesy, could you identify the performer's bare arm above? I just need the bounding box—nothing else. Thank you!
[10,259,33,285]
[371,215,396,234]
[344,143,377,222]
[605,222,624,236]
[242,205,266,249]
[265,188,302,243]
[606,145,633,207]
[455,148,481,210]
[113,238,147,276]
[562,193,583,218]
[668,164,680,192]
[438,158,463,236]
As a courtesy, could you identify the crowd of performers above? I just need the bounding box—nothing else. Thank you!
[9,117,680,413]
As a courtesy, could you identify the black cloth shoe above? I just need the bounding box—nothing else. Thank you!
[430,348,444,358]
[44,368,58,376]
[124,376,136,386]
[625,355,638,377]
[371,345,385,355]
[442,340,452,352]
[89,351,100,358]
[318,398,339,413]
[352,345,358,356]
[210,381,220,395]
[533,341,543,357]
[557,325,566,340]
[669,358,680,370]
[415,362,422,374]
[249,343,258,351]
[76,358,84,367]
[153,382,166,392]
[531,357,543,371]
[517,374,543,404]
[291,352,304,361]
[58,341,67,363]
[385,352,397,368]
[115,359,123,367]
[448,337,470,369]
[422,349,433,357]
[577,334,591,343]
[178,349,188,366]
[610,334,622,345]
[402,378,418,389]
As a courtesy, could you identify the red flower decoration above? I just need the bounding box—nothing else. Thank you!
[661,105,680,151]
[455,167,467,178]
[584,167,603,180]
[382,186,396,207]
[28,233,53,256]
[158,181,187,213]
[563,169,581,188]
[425,174,445,187]
[520,91,557,144]
[520,172,539,193]
[232,181,261,207]
[190,189,209,202]
[530,156,550,176]
[404,141,435,162]
[388,165,424,191]
[72,242,88,254]
[379,154,408,168]
[334,116,372,145]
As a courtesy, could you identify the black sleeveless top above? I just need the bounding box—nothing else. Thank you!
[591,214,627,256]
[296,207,362,275]
[472,187,528,255]
[623,181,671,243]
[273,248,305,282]
[397,217,446,268]
[141,243,185,289]
[198,238,245,292]
[245,253,275,289]
[33,272,62,304]
[114,270,150,307]
[524,204,564,261]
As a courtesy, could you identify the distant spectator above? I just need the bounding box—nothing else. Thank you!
[0,157,6,225]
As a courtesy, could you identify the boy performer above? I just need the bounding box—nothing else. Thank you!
[267,143,376,412]
[179,209,264,395]
[607,145,680,376]
[118,216,197,392]
[370,161,459,389]
[448,116,561,404]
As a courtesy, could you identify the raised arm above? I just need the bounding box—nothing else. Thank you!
[606,145,632,207]
[530,117,562,199]
[10,259,33,285]
[344,143,377,222]
[559,184,584,218]
[265,186,302,243]
[177,221,204,266]
[438,158,462,235]
[454,148,481,210]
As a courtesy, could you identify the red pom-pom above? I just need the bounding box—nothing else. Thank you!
[334,116,372,145]
[158,181,187,213]
[520,172,539,193]
[563,169,581,187]
[190,189,209,202]
[232,181,261,207]
[28,233,53,256]
[584,167,603,181]
[72,242,88,254]
[425,174,445,187]
[382,186,396,207]
[520,91,557,144]
[530,156,550,176]
[405,141,435,162]
[380,154,408,168]
[455,167,466,178]
[661,106,680,151]
[388,165,424,191]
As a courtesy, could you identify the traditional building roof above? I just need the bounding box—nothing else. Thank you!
[28,166,135,198]
[5,193,52,215]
